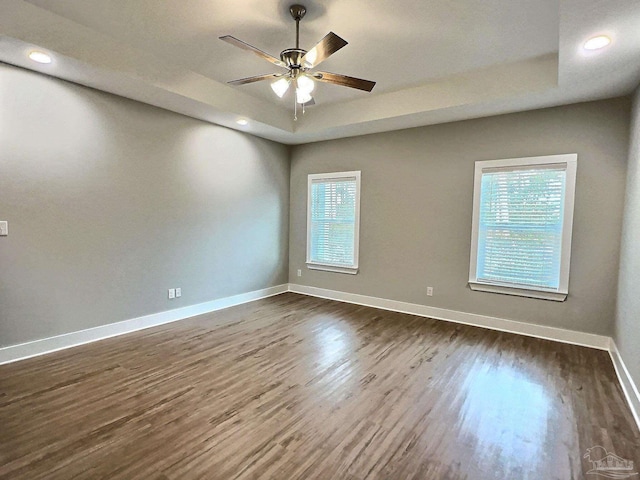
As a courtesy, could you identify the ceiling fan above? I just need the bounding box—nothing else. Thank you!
[219,4,376,119]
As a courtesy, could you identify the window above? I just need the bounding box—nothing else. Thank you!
[307,171,361,274]
[469,154,577,301]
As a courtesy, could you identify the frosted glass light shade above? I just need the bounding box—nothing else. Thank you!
[296,75,315,93]
[296,88,313,104]
[271,77,291,98]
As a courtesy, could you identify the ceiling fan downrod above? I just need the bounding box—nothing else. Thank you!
[289,5,306,50]
[280,5,307,71]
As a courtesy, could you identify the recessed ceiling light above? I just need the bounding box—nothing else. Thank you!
[236,119,248,126]
[28,50,52,64]
[584,35,611,51]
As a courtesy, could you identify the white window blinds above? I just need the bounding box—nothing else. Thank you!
[469,155,577,301]
[477,165,566,289]
[307,171,361,274]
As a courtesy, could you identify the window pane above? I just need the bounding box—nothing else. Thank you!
[310,177,357,266]
[477,168,566,289]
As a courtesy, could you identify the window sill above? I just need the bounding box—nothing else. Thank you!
[468,281,567,302]
[307,263,358,275]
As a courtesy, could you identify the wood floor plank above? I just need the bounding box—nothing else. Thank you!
[1,293,638,479]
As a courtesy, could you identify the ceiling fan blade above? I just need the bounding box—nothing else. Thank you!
[313,72,376,92]
[228,73,283,86]
[219,35,287,68]
[301,32,348,68]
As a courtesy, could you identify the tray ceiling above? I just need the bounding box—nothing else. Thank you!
[1,0,639,144]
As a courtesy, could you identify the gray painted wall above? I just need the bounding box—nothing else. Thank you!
[0,64,290,347]
[1,60,634,353]
[289,99,630,336]
[615,87,640,388]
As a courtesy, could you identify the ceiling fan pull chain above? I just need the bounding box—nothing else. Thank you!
[294,97,298,121]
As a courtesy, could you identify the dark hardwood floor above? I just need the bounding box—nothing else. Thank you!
[1,293,638,479]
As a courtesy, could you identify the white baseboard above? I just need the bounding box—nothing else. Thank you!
[0,284,288,365]
[609,339,640,432]
[3,281,638,432]
[287,284,611,350]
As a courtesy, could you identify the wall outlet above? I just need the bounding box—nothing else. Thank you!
[297,269,302,277]
[427,286,433,297]
[0,221,7,236]
[168,288,175,299]
[175,287,182,298]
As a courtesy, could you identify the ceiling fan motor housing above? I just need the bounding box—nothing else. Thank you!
[280,48,307,69]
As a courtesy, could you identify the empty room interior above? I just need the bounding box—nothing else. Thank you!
[2,1,640,479]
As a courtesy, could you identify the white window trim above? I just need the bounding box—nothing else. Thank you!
[468,154,577,302]
[306,171,361,275]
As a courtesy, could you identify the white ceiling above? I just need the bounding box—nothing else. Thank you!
[1,0,640,144]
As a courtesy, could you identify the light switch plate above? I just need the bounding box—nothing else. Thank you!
[0,221,7,236]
